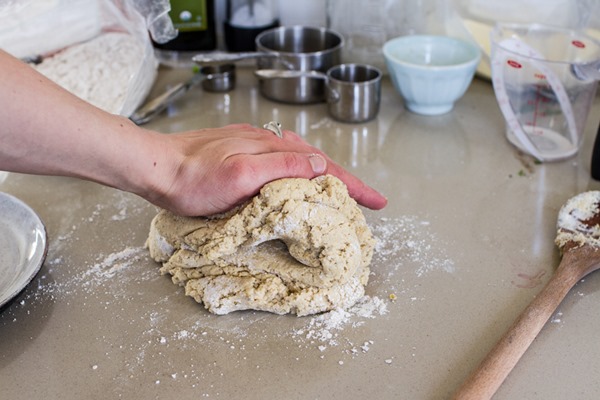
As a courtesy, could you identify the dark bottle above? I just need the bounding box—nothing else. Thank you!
[591,121,600,180]
[154,0,216,52]
[224,0,279,52]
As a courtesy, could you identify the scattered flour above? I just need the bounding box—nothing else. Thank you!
[550,311,563,324]
[2,210,455,393]
[33,246,148,301]
[86,247,146,279]
[291,296,388,348]
[373,216,455,277]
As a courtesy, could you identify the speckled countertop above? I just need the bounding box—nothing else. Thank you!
[1,66,599,400]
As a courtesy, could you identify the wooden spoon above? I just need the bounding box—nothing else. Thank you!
[452,191,600,400]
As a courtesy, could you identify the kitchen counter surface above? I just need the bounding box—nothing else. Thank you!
[1,66,599,400]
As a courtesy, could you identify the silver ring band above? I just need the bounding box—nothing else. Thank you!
[263,121,283,138]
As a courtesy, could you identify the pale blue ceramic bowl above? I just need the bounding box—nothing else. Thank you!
[383,35,481,115]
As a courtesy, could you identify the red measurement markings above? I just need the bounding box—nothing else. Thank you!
[526,84,551,130]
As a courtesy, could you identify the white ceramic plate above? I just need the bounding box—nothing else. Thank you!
[0,192,47,308]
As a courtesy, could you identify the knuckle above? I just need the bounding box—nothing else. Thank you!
[223,157,258,191]
[280,153,303,173]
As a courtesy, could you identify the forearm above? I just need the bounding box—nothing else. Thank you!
[0,50,165,197]
[0,50,386,216]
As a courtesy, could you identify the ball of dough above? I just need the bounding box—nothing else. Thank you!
[147,175,375,316]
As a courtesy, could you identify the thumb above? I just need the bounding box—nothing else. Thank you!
[245,152,327,182]
[228,152,327,201]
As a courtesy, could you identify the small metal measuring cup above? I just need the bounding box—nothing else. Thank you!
[130,64,236,125]
[326,64,382,123]
[200,64,236,92]
[254,63,382,123]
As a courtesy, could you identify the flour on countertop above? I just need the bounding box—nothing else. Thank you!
[86,247,146,279]
[35,246,148,300]
[34,32,144,114]
[291,295,388,348]
[373,216,455,277]
[2,209,453,393]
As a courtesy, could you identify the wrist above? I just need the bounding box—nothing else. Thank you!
[116,125,180,209]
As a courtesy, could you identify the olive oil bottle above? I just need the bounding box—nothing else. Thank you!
[154,0,216,66]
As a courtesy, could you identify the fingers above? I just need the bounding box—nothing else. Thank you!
[325,162,388,210]
[226,148,387,211]
[205,125,389,211]
[279,129,388,210]
[224,152,329,196]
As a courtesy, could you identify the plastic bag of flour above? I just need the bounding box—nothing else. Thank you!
[0,0,176,116]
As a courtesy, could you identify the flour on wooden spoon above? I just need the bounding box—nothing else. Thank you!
[555,191,600,250]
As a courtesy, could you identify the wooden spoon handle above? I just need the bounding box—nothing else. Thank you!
[452,260,581,400]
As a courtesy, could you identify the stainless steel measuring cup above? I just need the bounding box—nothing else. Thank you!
[194,26,344,104]
[200,64,236,92]
[326,64,382,123]
[254,63,382,123]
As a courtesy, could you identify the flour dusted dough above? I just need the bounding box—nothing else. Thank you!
[147,175,375,316]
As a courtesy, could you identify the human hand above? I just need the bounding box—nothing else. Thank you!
[0,50,385,216]
[142,123,387,216]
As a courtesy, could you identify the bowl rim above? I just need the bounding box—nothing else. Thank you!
[255,25,345,56]
[383,35,481,70]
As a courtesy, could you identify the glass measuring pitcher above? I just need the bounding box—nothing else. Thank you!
[491,23,600,162]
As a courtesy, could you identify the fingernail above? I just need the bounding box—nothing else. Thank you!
[308,153,327,174]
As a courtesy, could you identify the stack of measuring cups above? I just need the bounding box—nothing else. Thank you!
[491,23,600,162]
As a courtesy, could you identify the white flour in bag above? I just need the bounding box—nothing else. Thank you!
[34,32,145,115]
